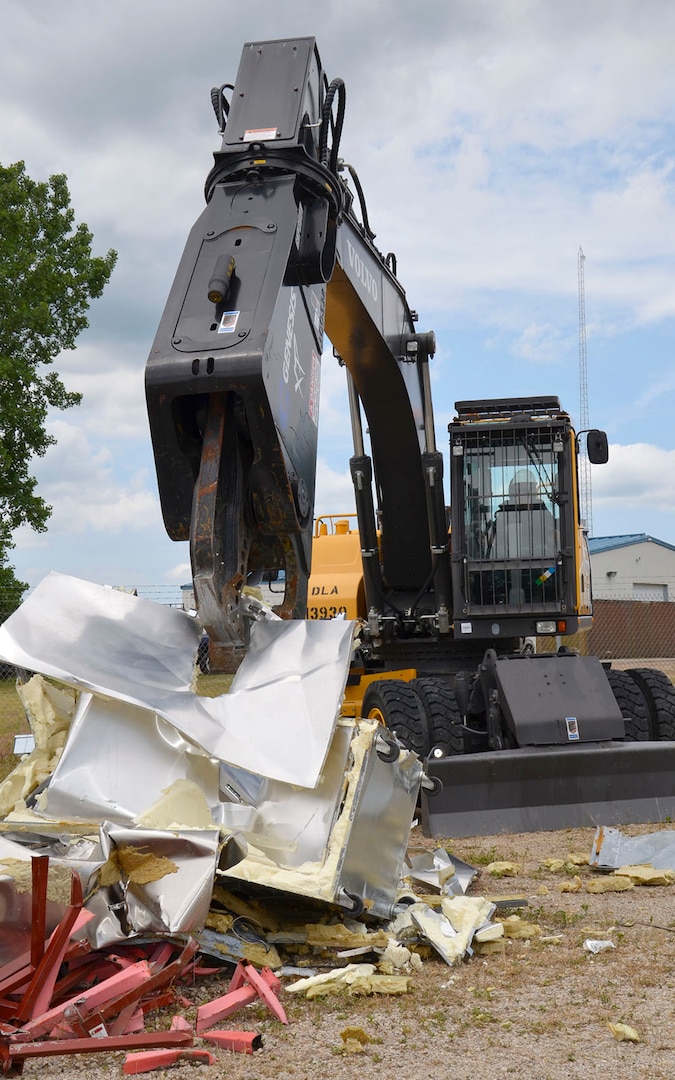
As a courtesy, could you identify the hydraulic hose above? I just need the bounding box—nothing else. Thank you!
[320,78,346,175]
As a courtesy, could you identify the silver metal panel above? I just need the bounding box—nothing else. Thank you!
[45,693,220,824]
[591,825,675,870]
[0,573,355,787]
[0,835,68,963]
[223,723,423,919]
[339,741,423,917]
[94,824,221,938]
[219,723,353,867]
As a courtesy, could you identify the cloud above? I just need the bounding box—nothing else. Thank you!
[315,459,355,518]
[20,420,160,535]
[593,443,675,511]
[511,323,571,364]
[166,562,192,583]
[57,350,149,439]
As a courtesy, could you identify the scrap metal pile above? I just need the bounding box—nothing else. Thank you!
[0,574,502,1073]
[0,580,673,1070]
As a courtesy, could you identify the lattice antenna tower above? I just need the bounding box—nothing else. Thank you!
[577,247,592,534]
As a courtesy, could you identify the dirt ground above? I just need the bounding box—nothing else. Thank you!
[17,818,675,1080]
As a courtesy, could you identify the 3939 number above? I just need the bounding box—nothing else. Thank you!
[307,605,348,620]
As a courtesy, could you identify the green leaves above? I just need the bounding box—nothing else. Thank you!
[0,161,117,572]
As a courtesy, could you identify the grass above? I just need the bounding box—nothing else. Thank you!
[0,679,30,782]
[195,672,235,696]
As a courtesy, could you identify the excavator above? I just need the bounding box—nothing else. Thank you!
[146,36,675,836]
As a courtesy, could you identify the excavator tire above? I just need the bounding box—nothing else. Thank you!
[604,669,650,741]
[625,668,675,740]
[410,677,465,756]
[361,680,430,758]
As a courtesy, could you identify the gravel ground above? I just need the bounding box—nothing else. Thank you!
[16,819,675,1080]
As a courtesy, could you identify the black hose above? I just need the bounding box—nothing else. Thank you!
[343,163,376,241]
[320,77,346,175]
[210,83,234,133]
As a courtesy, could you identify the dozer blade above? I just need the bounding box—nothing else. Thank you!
[421,741,675,838]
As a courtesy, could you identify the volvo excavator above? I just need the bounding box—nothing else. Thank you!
[146,36,675,836]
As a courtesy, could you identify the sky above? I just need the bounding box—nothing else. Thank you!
[3,0,675,593]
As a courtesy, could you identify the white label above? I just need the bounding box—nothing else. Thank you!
[565,717,579,741]
[218,311,239,334]
[244,127,278,141]
[460,622,472,634]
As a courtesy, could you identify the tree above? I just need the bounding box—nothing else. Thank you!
[0,161,117,607]
[0,563,27,626]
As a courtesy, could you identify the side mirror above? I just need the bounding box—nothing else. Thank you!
[587,429,609,465]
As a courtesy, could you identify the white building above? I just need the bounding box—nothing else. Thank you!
[589,534,675,602]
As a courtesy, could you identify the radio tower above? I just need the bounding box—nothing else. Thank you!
[577,247,592,534]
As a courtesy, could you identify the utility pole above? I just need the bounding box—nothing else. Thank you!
[577,247,592,535]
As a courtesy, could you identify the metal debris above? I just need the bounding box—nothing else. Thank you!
[0,575,435,1067]
[404,848,477,895]
[0,572,355,788]
[591,824,675,872]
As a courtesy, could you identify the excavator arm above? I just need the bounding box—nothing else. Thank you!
[146,36,447,648]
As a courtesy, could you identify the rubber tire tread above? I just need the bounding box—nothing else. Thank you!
[362,680,430,758]
[410,677,465,756]
[625,668,675,740]
[604,669,650,741]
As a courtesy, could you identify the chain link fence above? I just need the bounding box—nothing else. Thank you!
[538,594,675,673]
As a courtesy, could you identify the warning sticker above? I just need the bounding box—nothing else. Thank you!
[460,622,472,634]
[244,127,278,141]
[218,311,240,334]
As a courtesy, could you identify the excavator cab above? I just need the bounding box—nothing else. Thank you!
[449,397,601,644]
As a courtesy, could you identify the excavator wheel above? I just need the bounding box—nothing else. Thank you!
[604,669,650,741]
[409,677,465,757]
[625,668,675,740]
[361,680,430,759]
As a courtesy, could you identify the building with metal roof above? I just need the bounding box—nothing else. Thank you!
[589,534,675,601]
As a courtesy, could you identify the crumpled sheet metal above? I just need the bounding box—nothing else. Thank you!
[0,573,355,788]
[405,849,477,896]
[84,824,223,947]
[217,723,354,868]
[222,720,424,918]
[590,825,675,871]
[44,692,221,825]
[0,823,227,950]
